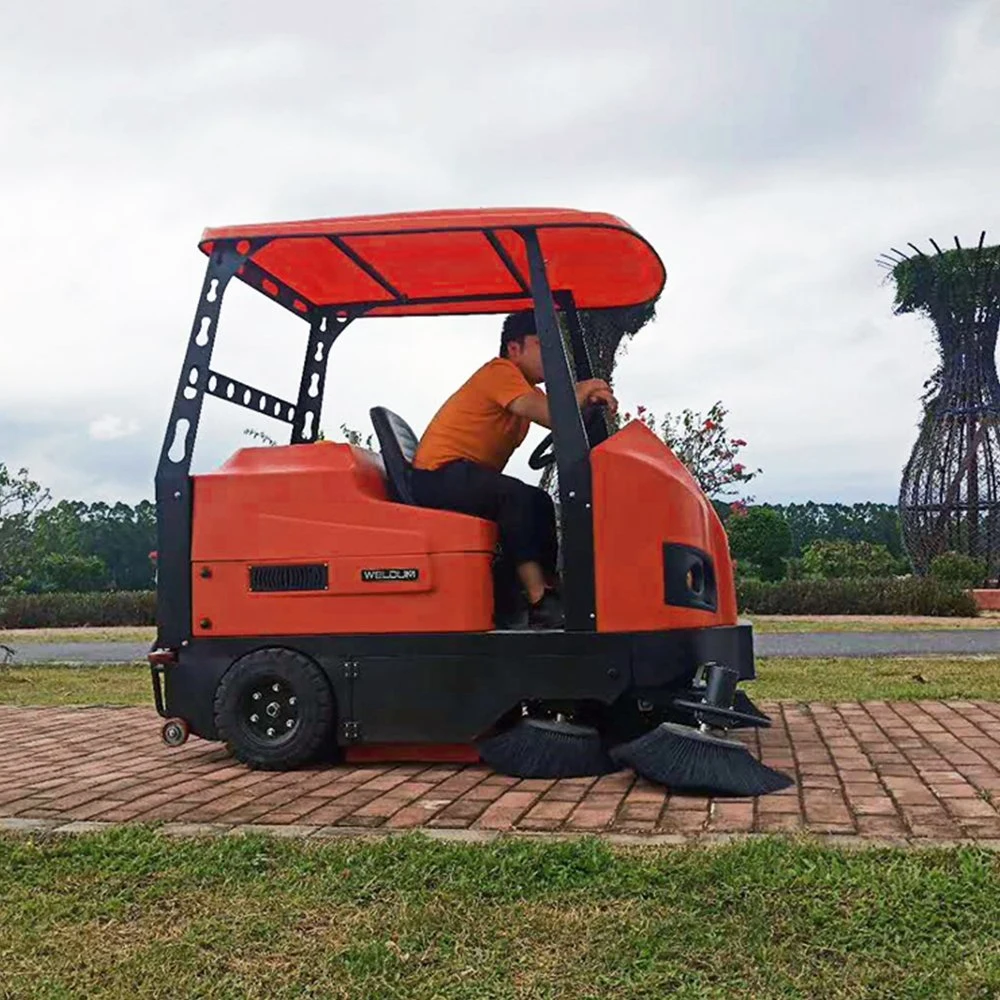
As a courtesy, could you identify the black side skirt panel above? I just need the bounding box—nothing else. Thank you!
[160,624,755,744]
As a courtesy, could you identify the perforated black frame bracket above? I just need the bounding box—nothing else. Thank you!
[206,371,296,423]
[155,244,251,647]
[291,309,365,444]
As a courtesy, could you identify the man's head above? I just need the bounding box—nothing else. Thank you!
[500,310,545,384]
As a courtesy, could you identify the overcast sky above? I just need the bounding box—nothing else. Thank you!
[2,0,998,508]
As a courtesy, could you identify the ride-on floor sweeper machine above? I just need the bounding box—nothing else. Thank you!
[149,208,792,797]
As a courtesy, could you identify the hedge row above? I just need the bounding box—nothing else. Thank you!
[0,591,156,629]
[0,577,983,628]
[737,577,979,617]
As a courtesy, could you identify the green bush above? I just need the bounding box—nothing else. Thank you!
[801,539,898,579]
[0,590,156,628]
[783,557,806,581]
[929,551,988,588]
[733,559,763,583]
[726,508,791,582]
[34,553,110,593]
[737,577,978,617]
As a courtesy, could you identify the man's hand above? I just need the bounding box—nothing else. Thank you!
[575,378,618,415]
[508,379,619,427]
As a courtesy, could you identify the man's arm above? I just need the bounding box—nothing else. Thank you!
[508,388,551,427]
[507,379,618,427]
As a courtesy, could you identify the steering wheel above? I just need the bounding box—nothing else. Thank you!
[528,404,609,470]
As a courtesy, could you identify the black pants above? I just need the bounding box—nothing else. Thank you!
[410,460,558,611]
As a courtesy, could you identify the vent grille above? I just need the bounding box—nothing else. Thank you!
[249,563,328,593]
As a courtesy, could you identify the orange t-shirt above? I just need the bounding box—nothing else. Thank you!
[413,358,539,472]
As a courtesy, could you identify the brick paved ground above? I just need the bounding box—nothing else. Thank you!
[3,701,1000,843]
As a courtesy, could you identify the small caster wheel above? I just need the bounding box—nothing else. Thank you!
[162,719,189,747]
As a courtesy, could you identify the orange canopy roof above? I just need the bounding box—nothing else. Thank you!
[199,208,665,317]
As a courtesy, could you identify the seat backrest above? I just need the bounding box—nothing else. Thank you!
[369,406,419,505]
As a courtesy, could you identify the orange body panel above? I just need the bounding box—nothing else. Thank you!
[591,422,738,633]
[191,443,497,636]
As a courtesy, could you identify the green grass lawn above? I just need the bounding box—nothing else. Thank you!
[0,626,156,645]
[0,663,153,707]
[3,656,1000,709]
[0,828,997,999]
[751,654,1000,701]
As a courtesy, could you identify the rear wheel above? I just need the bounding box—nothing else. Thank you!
[214,648,334,770]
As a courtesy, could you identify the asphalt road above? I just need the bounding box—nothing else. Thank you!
[6,631,1000,664]
[757,630,1000,658]
[3,642,152,665]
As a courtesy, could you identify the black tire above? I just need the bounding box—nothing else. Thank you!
[214,648,335,770]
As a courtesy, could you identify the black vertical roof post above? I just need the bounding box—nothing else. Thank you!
[154,242,246,649]
[555,291,595,381]
[520,228,597,631]
[291,309,359,444]
[557,290,610,449]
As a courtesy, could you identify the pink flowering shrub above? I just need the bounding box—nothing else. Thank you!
[621,400,761,505]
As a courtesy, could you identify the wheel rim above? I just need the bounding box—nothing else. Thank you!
[238,676,300,745]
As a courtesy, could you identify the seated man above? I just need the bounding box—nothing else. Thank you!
[410,310,617,629]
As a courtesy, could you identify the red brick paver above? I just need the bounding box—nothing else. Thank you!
[3,702,1000,842]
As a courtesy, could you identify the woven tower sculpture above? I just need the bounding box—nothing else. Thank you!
[881,233,1000,583]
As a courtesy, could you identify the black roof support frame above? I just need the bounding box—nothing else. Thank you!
[484,229,531,295]
[519,228,598,632]
[292,308,366,444]
[327,236,406,303]
[155,241,375,645]
[555,291,595,382]
[155,242,249,647]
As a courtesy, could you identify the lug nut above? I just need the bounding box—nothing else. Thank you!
[252,692,261,701]
[250,713,259,723]
[289,696,297,706]
[267,727,275,736]
[272,683,280,692]
[286,720,293,729]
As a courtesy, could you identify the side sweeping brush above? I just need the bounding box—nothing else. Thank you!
[610,722,794,797]
[732,690,770,727]
[477,718,621,779]
[669,688,773,731]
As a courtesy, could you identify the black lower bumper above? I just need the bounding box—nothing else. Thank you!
[149,622,756,745]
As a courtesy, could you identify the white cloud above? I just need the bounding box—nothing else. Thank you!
[88,415,141,442]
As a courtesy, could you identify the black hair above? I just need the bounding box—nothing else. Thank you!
[499,310,536,358]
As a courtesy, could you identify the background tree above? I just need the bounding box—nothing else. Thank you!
[726,507,792,582]
[0,464,156,594]
[800,539,898,579]
[0,463,51,593]
[764,502,905,559]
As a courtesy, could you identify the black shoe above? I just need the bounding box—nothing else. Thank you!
[528,591,564,629]
[495,604,530,630]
